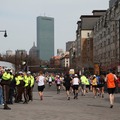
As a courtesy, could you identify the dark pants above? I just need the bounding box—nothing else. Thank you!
[15,80,25,103]
[23,86,29,103]
[9,88,14,104]
[15,85,24,102]
[28,87,33,101]
[3,85,10,104]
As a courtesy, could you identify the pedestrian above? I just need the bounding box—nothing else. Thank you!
[8,71,15,104]
[48,74,52,87]
[23,72,29,104]
[60,75,65,90]
[55,75,61,94]
[1,68,12,110]
[98,74,106,98]
[91,75,98,98]
[15,71,25,103]
[0,67,4,105]
[105,70,117,108]
[26,71,34,101]
[36,71,45,100]
[63,73,72,100]
[72,74,80,99]
[0,84,3,105]
[80,74,88,96]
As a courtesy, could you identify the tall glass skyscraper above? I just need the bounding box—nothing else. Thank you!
[37,16,54,61]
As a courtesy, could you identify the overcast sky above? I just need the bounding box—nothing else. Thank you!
[0,0,109,55]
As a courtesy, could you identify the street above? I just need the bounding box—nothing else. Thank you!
[0,83,120,120]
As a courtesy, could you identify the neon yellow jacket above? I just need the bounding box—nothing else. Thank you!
[10,74,14,80]
[80,75,88,85]
[28,75,34,87]
[15,75,24,85]
[2,72,11,80]
[24,75,29,87]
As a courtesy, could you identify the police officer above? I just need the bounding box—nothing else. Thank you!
[8,70,15,104]
[1,68,12,110]
[23,72,29,104]
[27,71,34,101]
[15,71,25,103]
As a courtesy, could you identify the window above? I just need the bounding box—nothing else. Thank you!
[108,39,110,45]
[104,41,106,46]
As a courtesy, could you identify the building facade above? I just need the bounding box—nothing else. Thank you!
[29,42,38,58]
[57,49,64,56]
[69,10,107,74]
[93,0,120,73]
[77,14,104,75]
[66,41,75,51]
[60,52,69,68]
[6,50,14,56]
[109,0,118,8]
[37,16,54,61]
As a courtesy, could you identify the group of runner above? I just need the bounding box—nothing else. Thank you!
[36,69,119,108]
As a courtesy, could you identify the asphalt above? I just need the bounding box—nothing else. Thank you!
[0,83,120,120]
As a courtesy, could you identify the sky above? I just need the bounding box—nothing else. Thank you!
[0,0,109,55]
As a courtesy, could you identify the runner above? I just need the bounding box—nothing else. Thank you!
[55,75,61,94]
[105,70,117,108]
[72,74,80,99]
[63,73,72,100]
[91,75,98,98]
[36,71,46,100]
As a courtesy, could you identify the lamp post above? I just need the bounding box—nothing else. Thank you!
[0,30,7,37]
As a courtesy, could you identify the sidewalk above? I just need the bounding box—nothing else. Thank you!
[0,85,120,120]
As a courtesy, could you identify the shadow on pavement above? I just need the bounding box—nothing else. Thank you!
[87,104,107,108]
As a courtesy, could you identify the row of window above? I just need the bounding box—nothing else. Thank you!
[94,48,118,60]
[94,2,120,33]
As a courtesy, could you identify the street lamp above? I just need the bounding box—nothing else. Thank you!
[0,30,7,37]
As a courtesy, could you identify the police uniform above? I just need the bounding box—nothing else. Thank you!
[27,71,34,101]
[8,72,15,104]
[23,73,29,103]
[15,71,25,103]
[1,68,12,110]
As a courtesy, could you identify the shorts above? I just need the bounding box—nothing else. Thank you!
[107,88,116,94]
[97,84,104,88]
[92,85,97,88]
[81,84,86,90]
[38,85,45,92]
[49,82,52,84]
[86,85,90,88]
[57,84,61,87]
[73,85,79,90]
[65,86,70,91]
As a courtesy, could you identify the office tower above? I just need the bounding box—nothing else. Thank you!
[37,16,54,61]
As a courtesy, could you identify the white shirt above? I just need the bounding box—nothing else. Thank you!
[37,75,45,86]
[48,77,52,82]
[73,77,79,85]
